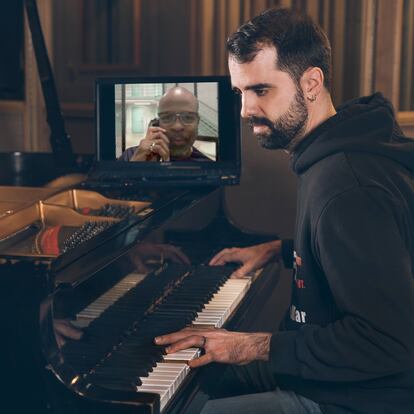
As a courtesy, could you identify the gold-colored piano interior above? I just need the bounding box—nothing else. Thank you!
[0,188,152,258]
[0,186,61,217]
[0,201,26,218]
[44,189,151,218]
[0,186,60,203]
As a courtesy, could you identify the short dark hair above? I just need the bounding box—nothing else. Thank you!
[227,8,332,89]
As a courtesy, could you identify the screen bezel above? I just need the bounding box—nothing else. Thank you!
[95,75,241,186]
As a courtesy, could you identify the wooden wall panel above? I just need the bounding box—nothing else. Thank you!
[189,1,202,73]
[200,0,215,75]
[329,0,346,104]
[305,0,320,20]
[0,102,25,151]
[215,0,227,72]
[359,0,376,96]
[374,0,404,107]
[398,112,414,137]
[399,0,414,110]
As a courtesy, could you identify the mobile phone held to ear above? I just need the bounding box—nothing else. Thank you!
[147,118,162,162]
[149,118,160,127]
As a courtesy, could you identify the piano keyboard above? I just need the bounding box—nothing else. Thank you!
[136,277,251,411]
[63,265,253,413]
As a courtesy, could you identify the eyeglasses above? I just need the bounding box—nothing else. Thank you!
[158,112,199,126]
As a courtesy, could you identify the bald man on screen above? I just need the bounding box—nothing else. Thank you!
[121,87,211,162]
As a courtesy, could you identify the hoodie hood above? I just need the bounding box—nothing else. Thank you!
[292,93,414,175]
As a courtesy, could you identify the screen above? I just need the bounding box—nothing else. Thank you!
[95,76,241,186]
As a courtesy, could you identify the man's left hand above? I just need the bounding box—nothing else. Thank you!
[54,319,84,347]
[154,327,271,368]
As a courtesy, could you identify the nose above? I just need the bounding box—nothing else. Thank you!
[171,117,184,130]
[240,94,257,119]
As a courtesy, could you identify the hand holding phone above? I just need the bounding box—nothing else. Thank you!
[130,121,170,162]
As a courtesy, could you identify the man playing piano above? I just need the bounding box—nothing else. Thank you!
[155,8,414,414]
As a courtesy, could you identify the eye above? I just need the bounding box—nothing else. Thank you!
[232,88,241,96]
[254,89,268,97]
[181,113,198,124]
[159,114,174,124]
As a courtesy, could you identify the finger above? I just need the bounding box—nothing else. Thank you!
[188,353,214,368]
[140,139,156,155]
[230,261,256,278]
[147,131,169,147]
[150,139,169,157]
[155,131,170,146]
[165,335,206,354]
[147,143,161,159]
[210,249,240,266]
[54,320,83,340]
[155,140,170,161]
[209,248,231,265]
[55,333,65,348]
[148,126,167,134]
[154,328,199,345]
[128,253,149,273]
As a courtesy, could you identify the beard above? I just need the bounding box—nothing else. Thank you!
[248,88,308,151]
[170,145,191,158]
[168,134,195,159]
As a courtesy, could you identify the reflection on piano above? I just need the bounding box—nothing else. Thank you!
[1,185,281,414]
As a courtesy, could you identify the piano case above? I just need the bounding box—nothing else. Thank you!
[0,183,283,414]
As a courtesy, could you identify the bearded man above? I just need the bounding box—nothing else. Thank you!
[155,8,414,414]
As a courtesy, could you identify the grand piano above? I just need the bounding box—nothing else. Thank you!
[0,182,282,414]
[0,2,283,413]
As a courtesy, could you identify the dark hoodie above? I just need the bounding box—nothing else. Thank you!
[270,93,414,413]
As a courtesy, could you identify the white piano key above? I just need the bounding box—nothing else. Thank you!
[142,373,177,381]
[141,377,176,385]
[72,272,146,327]
[151,365,182,372]
[163,348,199,360]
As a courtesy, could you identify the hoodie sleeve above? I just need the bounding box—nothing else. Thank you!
[269,186,414,382]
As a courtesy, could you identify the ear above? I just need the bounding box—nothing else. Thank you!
[300,67,324,102]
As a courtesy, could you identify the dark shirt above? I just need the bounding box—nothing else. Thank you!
[119,145,211,162]
[270,93,414,413]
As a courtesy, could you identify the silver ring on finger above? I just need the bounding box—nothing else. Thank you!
[150,141,156,152]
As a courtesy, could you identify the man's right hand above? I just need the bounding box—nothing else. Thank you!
[209,240,282,278]
[130,126,170,161]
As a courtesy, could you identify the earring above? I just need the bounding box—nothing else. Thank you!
[307,94,317,102]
